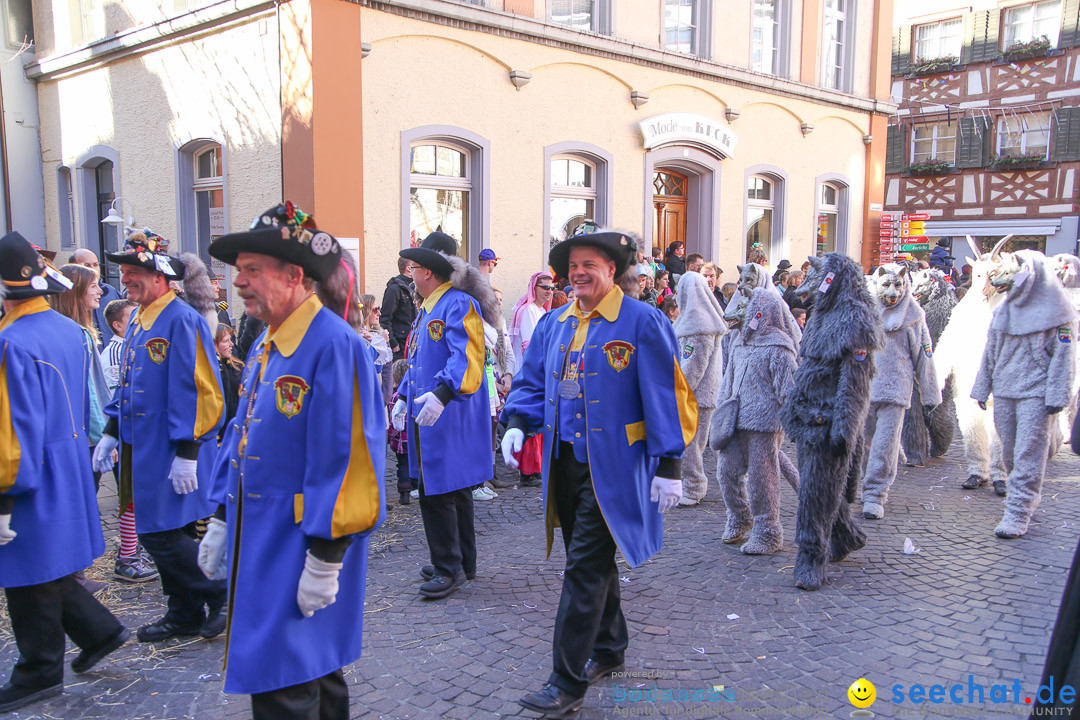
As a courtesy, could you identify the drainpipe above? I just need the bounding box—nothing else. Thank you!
[0,66,12,233]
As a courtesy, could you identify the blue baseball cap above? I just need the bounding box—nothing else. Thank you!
[478,248,499,261]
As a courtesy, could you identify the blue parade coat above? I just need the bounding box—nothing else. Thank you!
[104,291,224,533]
[398,282,493,493]
[501,287,698,568]
[210,296,385,695]
[0,299,105,587]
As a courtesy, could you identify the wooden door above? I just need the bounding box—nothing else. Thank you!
[653,170,688,252]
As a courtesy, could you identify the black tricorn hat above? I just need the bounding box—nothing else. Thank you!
[0,231,74,300]
[105,229,186,279]
[400,232,457,279]
[549,230,637,280]
[209,202,342,282]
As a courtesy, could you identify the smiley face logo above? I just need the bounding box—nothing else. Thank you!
[847,678,876,709]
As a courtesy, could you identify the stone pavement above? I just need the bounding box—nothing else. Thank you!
[2,437,1079,720]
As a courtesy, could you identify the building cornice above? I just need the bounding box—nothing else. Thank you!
[24,0,277,82]
[362,0,897,116]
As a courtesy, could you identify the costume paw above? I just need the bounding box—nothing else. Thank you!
[861,502,885,520]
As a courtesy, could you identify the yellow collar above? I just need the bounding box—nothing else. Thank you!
[558,286,623,323]
[262,295,323,358]
[421,282,453,313]
[136,290,177,331]
[0,297,52,332]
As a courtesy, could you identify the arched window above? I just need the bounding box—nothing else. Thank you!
[176,139,227,273]
[817,182,841,254]
[549,155,597,246]
[746,175,775,260]
[409,141,471,258]
[57,166,76,251]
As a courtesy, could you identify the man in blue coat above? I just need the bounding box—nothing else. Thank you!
[0,232,129,713]
[93,229,226,643]
[198,202,385,720]
[501,230,698,718]
[390,232,494,600]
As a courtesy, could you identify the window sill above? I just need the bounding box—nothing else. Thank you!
[993,47,1062,64]
[900,167,963,178]
[986,160,1056,172]
[906,63,962,78]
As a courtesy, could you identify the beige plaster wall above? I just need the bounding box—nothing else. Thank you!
[37,12,281,254]
[360,9,870,299]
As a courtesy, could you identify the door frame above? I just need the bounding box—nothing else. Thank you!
[642,146,722,261]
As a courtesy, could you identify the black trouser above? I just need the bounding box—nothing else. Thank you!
[5,575,124,688]
[395,453,414,495]
[549,442,628,698]
[418,482,476,580]
[139,523,227,627]
[251,668,348,720]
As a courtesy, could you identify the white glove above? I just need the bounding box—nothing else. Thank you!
[413,392,445,427]
[650,477,682,513]
[169,457,198,495]
[391,399,407,432]
[197,517,228,580]
[296,551,343,618]
[93,435,119,474]
[0,514,15,546]
[501,428,524,469]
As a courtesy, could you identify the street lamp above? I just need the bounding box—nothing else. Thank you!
[100,197,136,230]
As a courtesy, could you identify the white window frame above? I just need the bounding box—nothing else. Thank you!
[544,142,613,260]
[996,112,1052,158]
[549,0,612,34]
[911,121,958,165]
[409,141,472,256]
[746,175,776,259]
[663,0,698,55]
[751,0,781,75]
[913,17,963,62]
[821,0,849,91]
[66,0,104,48]
[743,166,789,266]
[550,155,598,243]
[815,179,847,255]
[1003,0,1062,50]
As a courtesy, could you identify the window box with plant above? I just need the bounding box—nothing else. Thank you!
[903,161,953,177]
[909,55,960,77]
[988,153,1050,170]
[997,36,1053,62]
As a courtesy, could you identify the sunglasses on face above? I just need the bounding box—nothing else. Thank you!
[536,284,555,291]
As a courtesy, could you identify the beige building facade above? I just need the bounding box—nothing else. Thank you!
[26,0,894,299]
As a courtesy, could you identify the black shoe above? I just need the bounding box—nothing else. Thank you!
[521,474,542,487]
[993,480,1008,497]
[72,627,130,674]
[518,683,584,717]
[419,573,466,599]
[399,491,411,505]
[420,565,476,581]
[199,609,226,639]
[583,658,624,684]
[490,475,515,489]
[0,682,62,712]
[136,617,202,643]
[961,475,988,490]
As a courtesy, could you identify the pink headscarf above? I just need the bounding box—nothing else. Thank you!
[509,271,554,339]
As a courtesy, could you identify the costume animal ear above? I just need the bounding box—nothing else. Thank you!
[808,256,823,269]
[736,264,745,274]
[875,266,887,276]
[897,264,909,279]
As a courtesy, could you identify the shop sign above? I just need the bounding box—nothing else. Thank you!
[638,113,738,158]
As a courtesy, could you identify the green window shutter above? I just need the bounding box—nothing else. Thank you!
[893,25,912,75]
[959,13,975,64]
[1051,107,1080,161]
[1061,0,1080,48]
[886,125,908,173]
[967,10,1001,62]
[957,117,992,168]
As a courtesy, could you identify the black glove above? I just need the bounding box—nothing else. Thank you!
[977,400,987,411]
[828,435,847,458]
[922,404,938,423]
[1047,406,1064,416]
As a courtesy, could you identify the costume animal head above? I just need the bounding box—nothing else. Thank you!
[910,268,950,305]
[960,234,1012,303]
[736,263,772,294]
[1050,253,1080,289]
[988,252,1024,295]
[724,286,751,329]
[990,249,1078,334]
[871,263,910,308]
[673,269,727,338]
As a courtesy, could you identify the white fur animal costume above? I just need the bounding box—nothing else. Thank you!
[673,271,728,505]
[972,250,1077,538]
[710,287,798,554]
[861,264,941,520]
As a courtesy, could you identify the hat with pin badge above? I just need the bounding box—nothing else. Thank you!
[209,201,342,282]
[548,227,637,280]
[105,228,186,279]
[0,231,74,299]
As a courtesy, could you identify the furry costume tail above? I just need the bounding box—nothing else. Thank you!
[901,384,930,467]
[928,375,956,457]
[179,252,218,337]
[779,449,799,490]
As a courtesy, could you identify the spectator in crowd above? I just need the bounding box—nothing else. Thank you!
[379,257,417,362]
[100,299,135,392]
[784,271,808,310]
[358,293,394,371]
[701,263,725,309]
[775,271,790,291]
[552,288,569,309]
[478,249,499,282]
[213,324,243,444]
[664,241,686,276]
[208,272,231,328]
[564,285,575,301]
[685,253,705,273]
[388,359,415,505]
[660,295,679,322]
[509,272,554,373]
[791,307,807,328]
[638,267,659,306]
[651,247,666,272]
[655,270,673,304]
[720,282,737,308]
[71,248,123,347]
[747,246,768,266]
[771,259,792,284]
[234,311,265,362]
[800,260,812,274]
[488,287,516,491]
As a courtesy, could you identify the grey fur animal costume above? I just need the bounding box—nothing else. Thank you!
[673,271,728,505]
[781,253,884,591]
[860,264,941,519]
[710,288,797,554]
[1050,253,1080,455]
[972,250,1077,538]
[901,269,958,465]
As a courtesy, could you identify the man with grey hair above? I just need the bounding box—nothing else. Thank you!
[71,248,123,346]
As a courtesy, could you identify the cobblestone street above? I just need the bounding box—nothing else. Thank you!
[3,437,1078,720]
